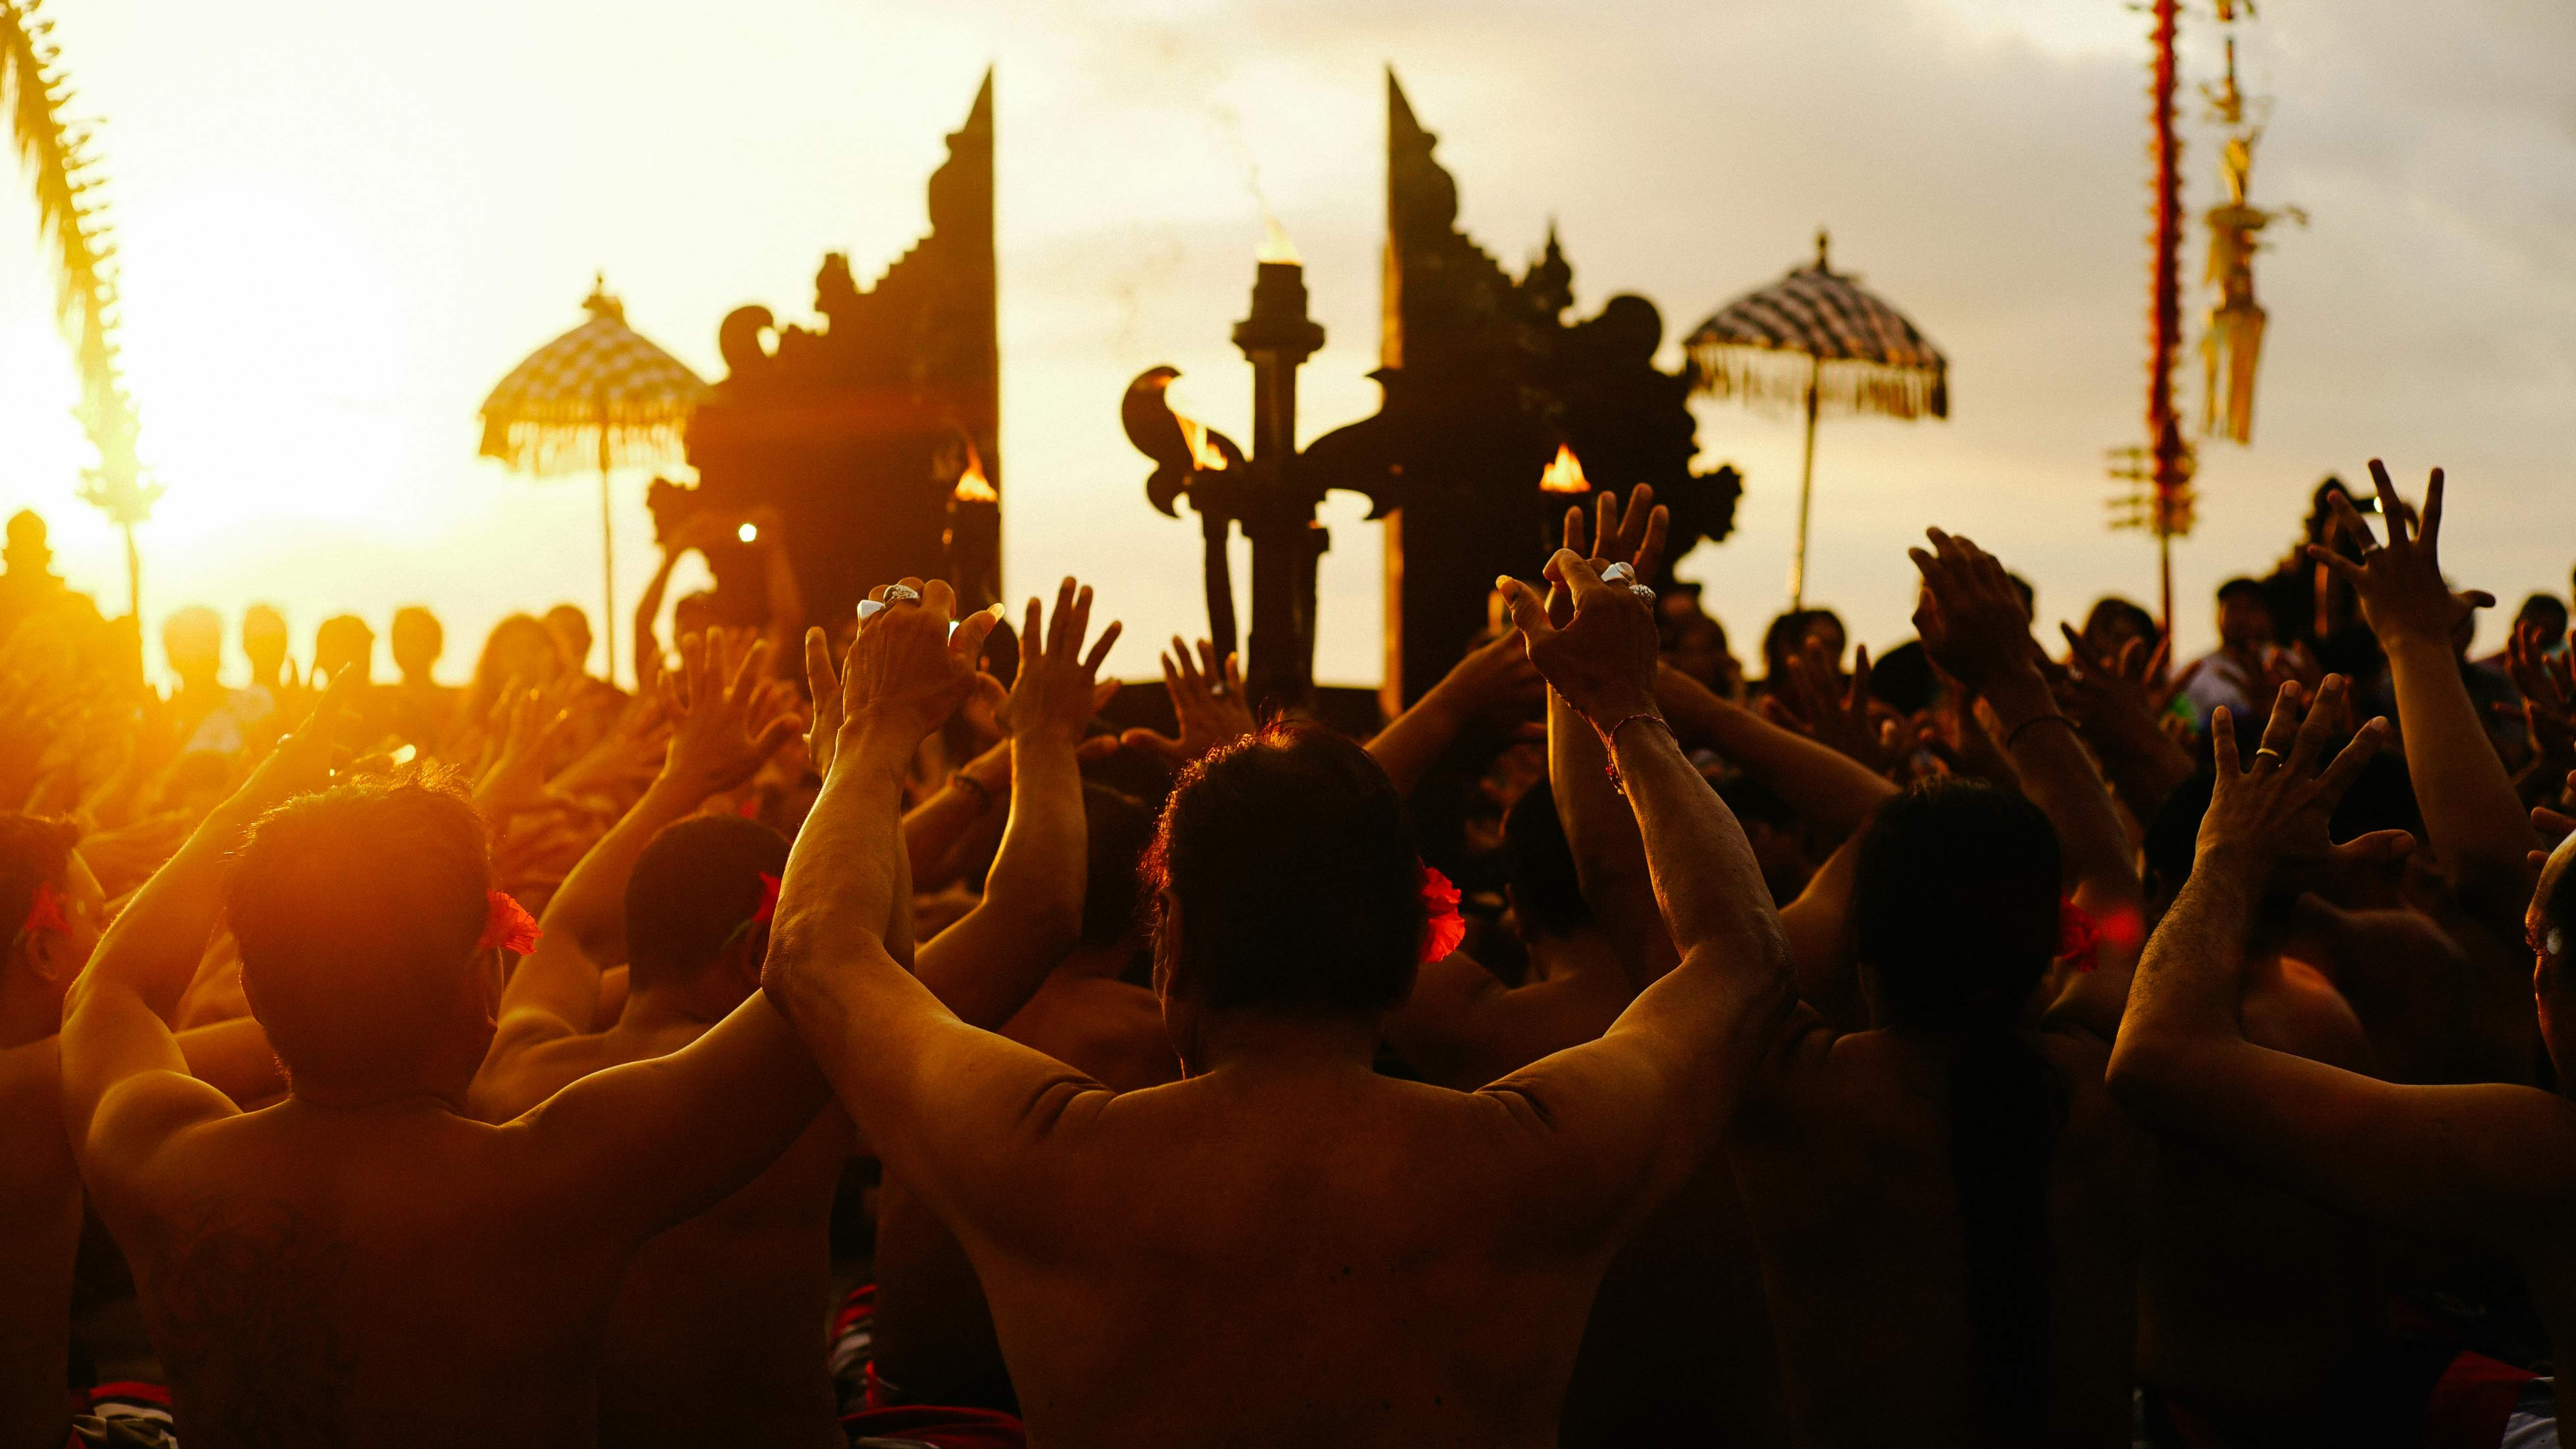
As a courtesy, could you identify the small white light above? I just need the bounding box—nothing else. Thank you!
[737,523,758,544]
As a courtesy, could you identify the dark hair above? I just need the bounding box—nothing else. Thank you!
[2216,577,2268,608]
[624,814,791,989]
[1081,783,1158,949]
[227,773,492,1089]
[1503,780,1590,940]
[1851,779,2067,1436]
[0,813,79,949]
[2082,596,2158,648]
[1146,722,1424,1017]
[2517,593,2569,630]
[2006,574,2036,619]
[1761,608,1841,680]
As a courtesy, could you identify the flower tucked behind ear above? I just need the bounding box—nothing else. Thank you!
[21,880,67,939]
[2057,898,2099,974]
[478,891,542,956]
[1420,865,1465,964]
[752,872,782,926]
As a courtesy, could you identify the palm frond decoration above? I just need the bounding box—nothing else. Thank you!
[0,0,154,596]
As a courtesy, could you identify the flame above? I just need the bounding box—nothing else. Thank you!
[1538,443,1590,494]
[1258,213,1301,266]
[953,451,998,503]
[1177,412,1229,472]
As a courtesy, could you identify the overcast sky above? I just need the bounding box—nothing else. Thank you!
[0,0,2567,686]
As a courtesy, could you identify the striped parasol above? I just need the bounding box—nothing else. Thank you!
[1686,231,1947,608]
[479,277,708,682]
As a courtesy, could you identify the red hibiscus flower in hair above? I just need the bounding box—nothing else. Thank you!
[1420,865,1465,964]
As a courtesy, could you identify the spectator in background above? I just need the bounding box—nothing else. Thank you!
[1658,586,1744,702]
[314,615,375,686]
[2177,577,2278,730]
[2475,593,2566,676]
[386,604,459,751]
[2080,596,2160,667]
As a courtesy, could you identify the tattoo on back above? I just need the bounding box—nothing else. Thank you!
[149,1200,359,1448]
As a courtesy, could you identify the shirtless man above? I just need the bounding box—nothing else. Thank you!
[469,591,1111,1449]
[763,564,1791,1447]
[55,675,857,1448]
[0,816,280,1449]
[867,783,1180,1414]
[1721,529,2152,1447]
[2115,464,2576,1442]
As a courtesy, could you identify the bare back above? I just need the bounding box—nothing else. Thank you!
[474,1020,853,1449]
[1728,1022,2148,1448]
[96,1106,644,1449]
[935,1066,1654,1449]
[0,1039,82,1449]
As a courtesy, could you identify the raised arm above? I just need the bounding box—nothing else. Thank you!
[1488,552,1796,1210]
[913,578,1120,1029]
[1540,489,1680,986]
[2106,688,2576,1254]
[1367,632,1543,797]
[1911,527,2143,1039]
[479,632,795,1075]
[2314,462,2533,918]
[60,676,355,1185]
[764,582,1103,1211]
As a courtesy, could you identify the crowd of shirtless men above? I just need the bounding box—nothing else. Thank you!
[7,460,2576,1448]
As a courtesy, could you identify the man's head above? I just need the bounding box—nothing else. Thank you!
[314,615,375,686]
[2516,594,2568,655]
[1503,780,1592,944]
[389,606,443,682]
[2215,578,2274,651]
[162,606,222,691]
[471,614,566,716]
[226,774,498,1101]
[2082,596,2158,663]
[0,814,100,1011]
[623,815,790,997]
[242,604,290,683]
[1853,779,2061,1030]
[543,605,594,677]
[3,509,51,576]
[1080,783,1158,951]
[1146,723,1424,1041]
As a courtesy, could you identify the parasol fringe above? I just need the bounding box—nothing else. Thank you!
[1687,340,1948,422]
[478,415,694,478]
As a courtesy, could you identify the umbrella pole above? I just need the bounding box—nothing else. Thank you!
[121,520,139,624]
[598,420,617,686]
[1788,355,1821,610]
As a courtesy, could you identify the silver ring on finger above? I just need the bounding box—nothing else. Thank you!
[1630,584,1656,604]
[882,584,922,605]
[2252,746,2286,768]
[1599,562,1638,586]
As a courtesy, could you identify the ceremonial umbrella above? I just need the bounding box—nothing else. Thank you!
[479,277,708,682]
[1685,231,1947,608]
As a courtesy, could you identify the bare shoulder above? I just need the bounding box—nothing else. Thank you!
[469,1029,634,1121]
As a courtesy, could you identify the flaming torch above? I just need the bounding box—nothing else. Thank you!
[1537,440,1591,554]
[941,433,1001,611]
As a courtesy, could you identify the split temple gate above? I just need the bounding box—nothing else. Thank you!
[655,73,1001,630]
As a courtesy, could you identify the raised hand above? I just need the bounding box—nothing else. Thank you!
[1762,643,1902,776]
[842,578,1005,750]
[225,665,366,823]
[2056,626,2179,732]
[2200,676,2400,876]
[1909,528,2043,700]
[2309,460,2493,649]
[1121,638,1256,764]
[472,681,575,822]
[656,629,800,799]
[1000,577,1122,745]
[2503,618,2576,770]
[1551,484,1670,627]
[1497,549,1660,733]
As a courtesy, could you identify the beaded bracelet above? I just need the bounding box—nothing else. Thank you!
[1598,711,1675,798]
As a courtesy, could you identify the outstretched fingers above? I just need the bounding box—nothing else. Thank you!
[2366,460,2410,545]
[2283,675,2348,776]
[1495,574,1555,642]
[2313,714,2393,801]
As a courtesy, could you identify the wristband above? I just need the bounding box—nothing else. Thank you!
[1597,711,1674,798]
